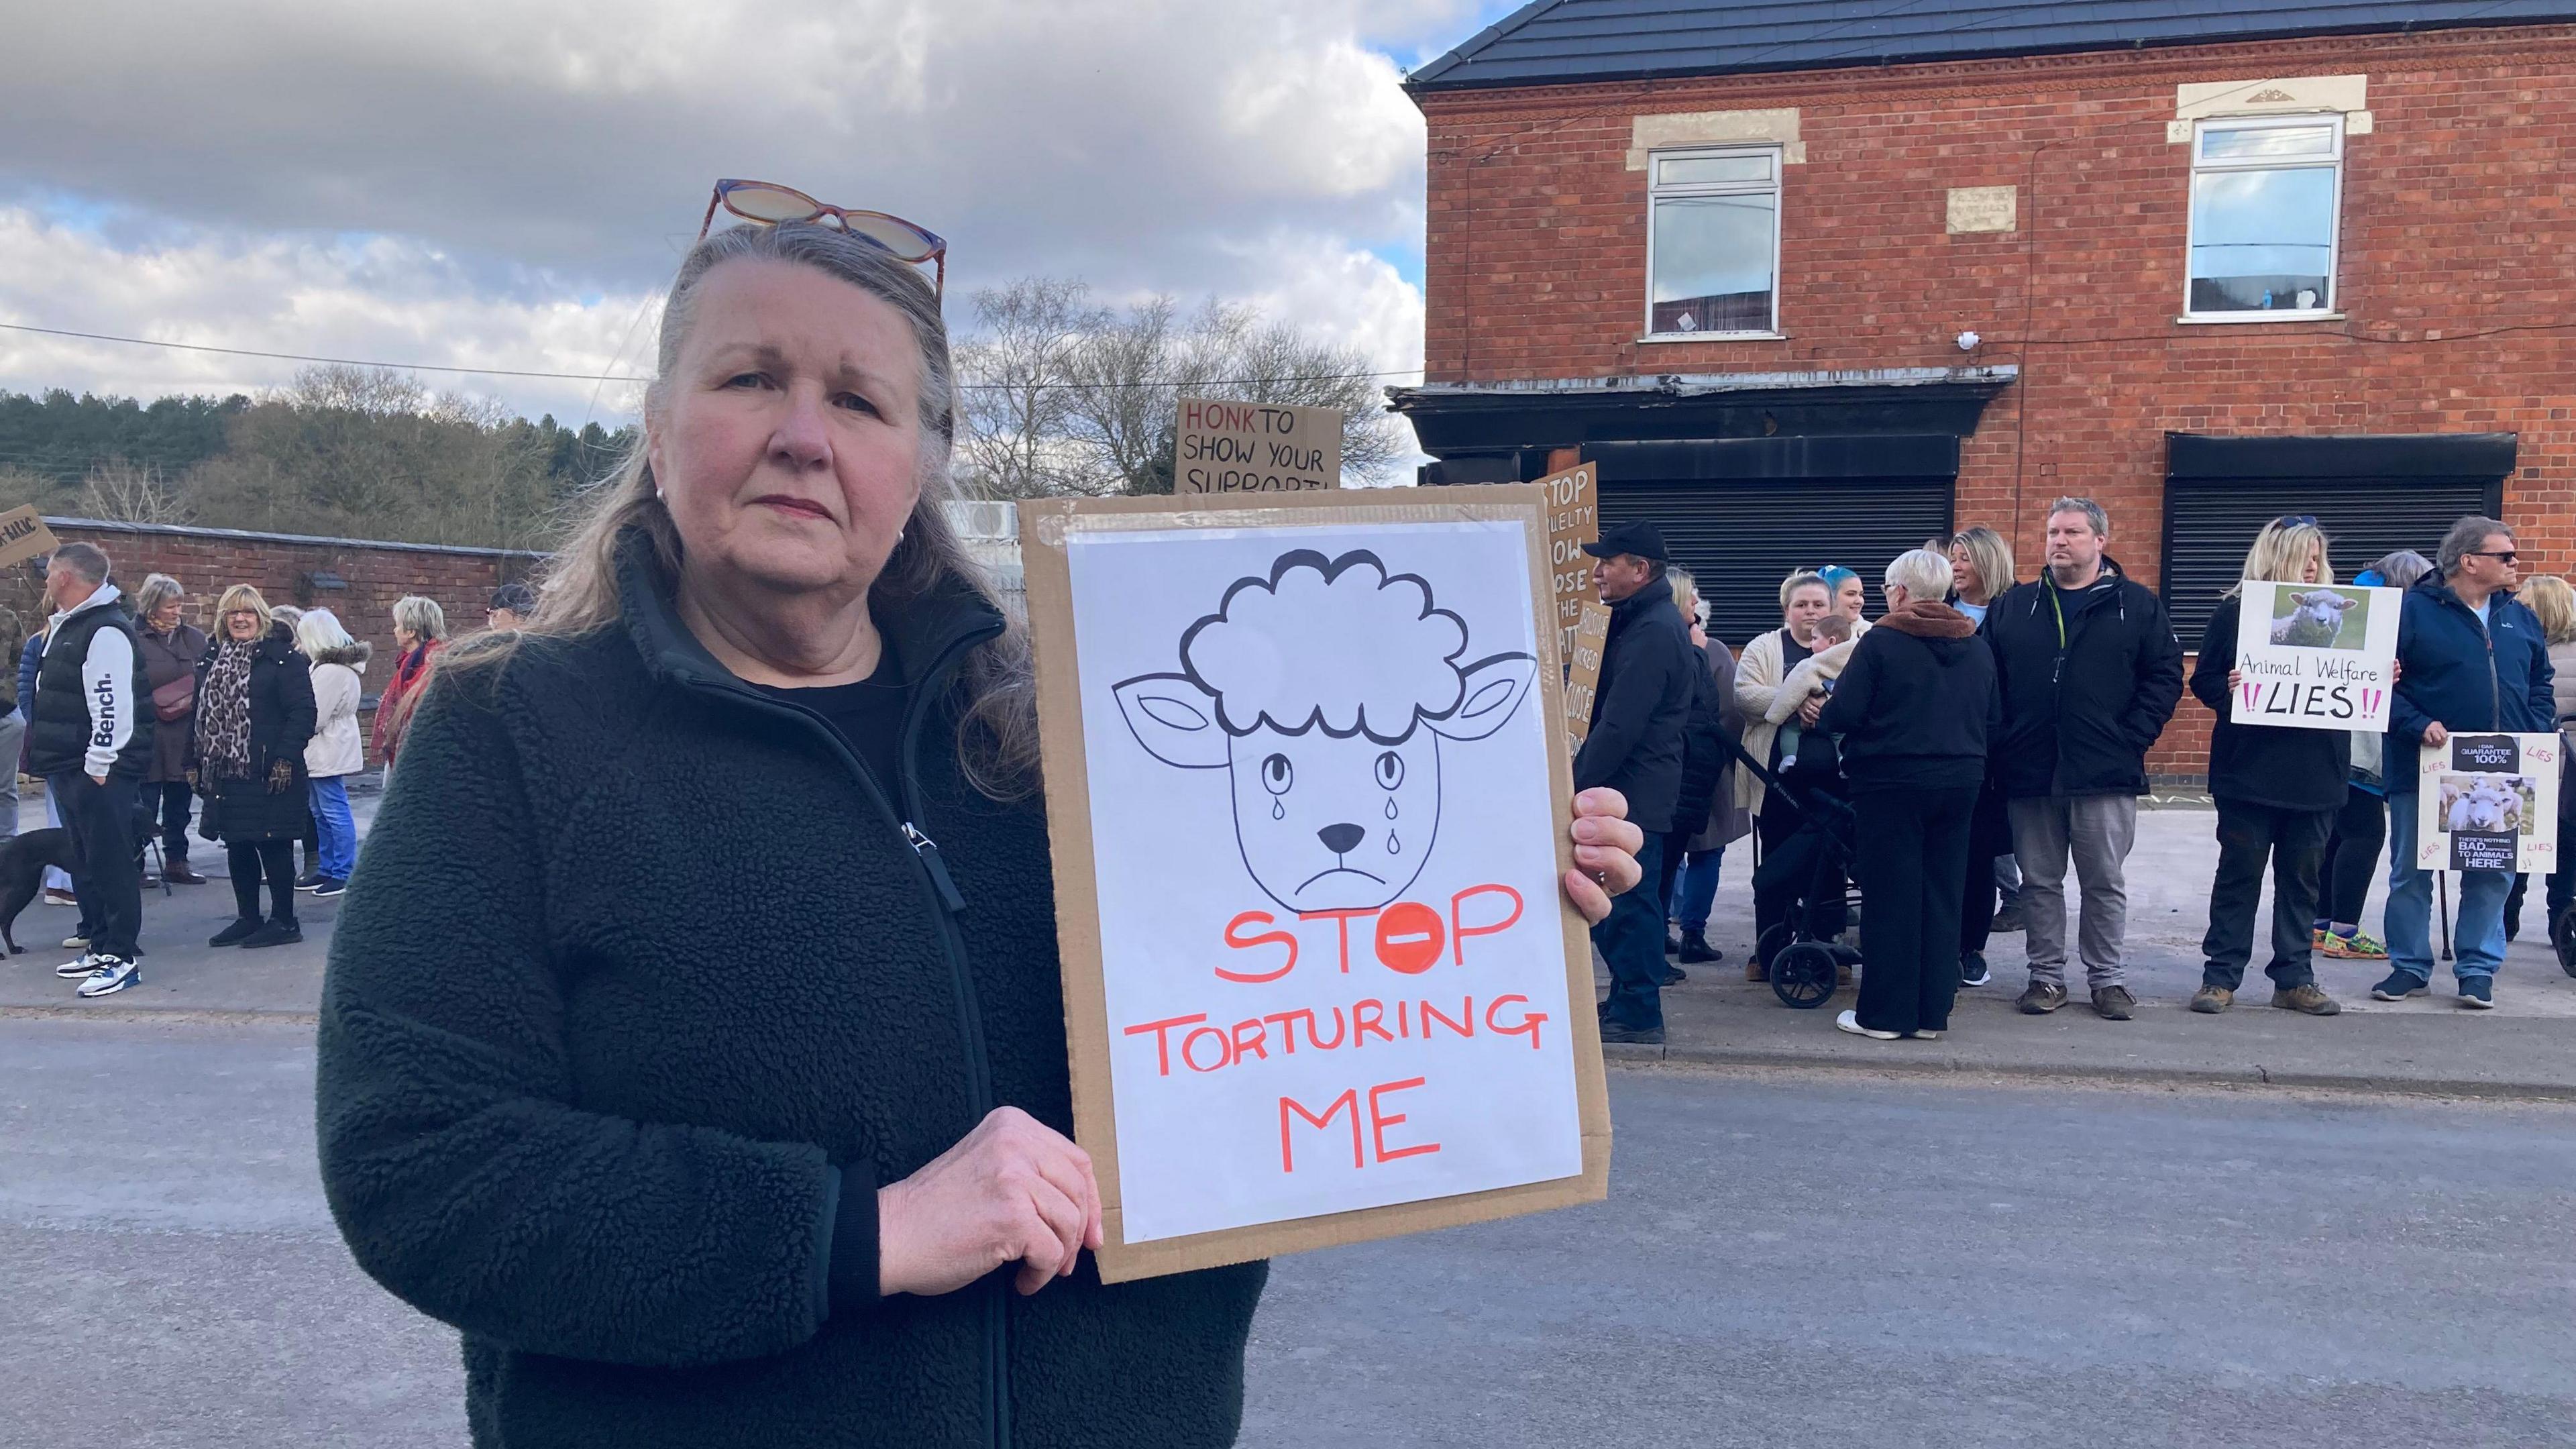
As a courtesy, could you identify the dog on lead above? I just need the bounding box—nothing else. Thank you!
[0,827,83,955]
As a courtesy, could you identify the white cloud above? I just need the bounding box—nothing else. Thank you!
[0,0,1489,421]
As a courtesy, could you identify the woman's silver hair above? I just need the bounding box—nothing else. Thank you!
[447,221,1033,796]
[295,606,356,657]
[1949,526,2013,604]
[2437,517,2513,578]
[2366,550,2434,592]
[392,595,447,643]
[1884,548,1954,604]
[133,573,185,621]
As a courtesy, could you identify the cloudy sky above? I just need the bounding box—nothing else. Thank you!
[0,0,1518,428]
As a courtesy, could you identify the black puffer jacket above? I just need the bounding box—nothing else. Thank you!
[2189,594,2350,812]
[315,534,1264,1449]
[1574,585,1694,833]
[1982,560,2186,798]
[1817,601,2000,794]
[1668,643,1729,840]
[191,623,317,843]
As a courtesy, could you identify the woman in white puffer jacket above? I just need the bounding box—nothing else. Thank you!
[294,609,370,897]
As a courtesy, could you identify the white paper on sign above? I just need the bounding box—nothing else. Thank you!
[2229,581,2402,731]
[1065,520,1583,1244]
[2416,731,2561,875]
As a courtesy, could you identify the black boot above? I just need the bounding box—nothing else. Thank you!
[1678,930,1719,965]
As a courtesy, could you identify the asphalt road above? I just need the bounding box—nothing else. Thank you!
[4,1017,2573,1448]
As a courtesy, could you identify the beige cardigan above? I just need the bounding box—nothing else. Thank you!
[1731,620,1870,817]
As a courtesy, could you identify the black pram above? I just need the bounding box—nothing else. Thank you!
[1730,728,1862,1009]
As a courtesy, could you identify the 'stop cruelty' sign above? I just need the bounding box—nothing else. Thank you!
[1173,398,1342,495]
[2230,581,2402,731]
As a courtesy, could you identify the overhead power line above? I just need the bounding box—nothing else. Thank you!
[0,321,1425,392]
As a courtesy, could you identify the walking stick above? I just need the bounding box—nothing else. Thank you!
[2438,872,2453,962]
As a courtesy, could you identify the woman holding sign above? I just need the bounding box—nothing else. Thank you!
[312,207,1644,1448]
[2185,517,2349,1016]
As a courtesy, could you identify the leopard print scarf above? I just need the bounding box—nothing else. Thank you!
[196,637,257,781]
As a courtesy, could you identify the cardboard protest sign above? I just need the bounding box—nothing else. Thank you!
[1537,462,1598,664]
[2229,581,2401,731]
[2416,733,2561,874]
[1019,486,1609,1283]
[1562,600,1611,757]
[1173,397,1342,495]
[0,506,60,572]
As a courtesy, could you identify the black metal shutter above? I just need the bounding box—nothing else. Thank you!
[2159,433,2513,648]
[1597,479,1954,648]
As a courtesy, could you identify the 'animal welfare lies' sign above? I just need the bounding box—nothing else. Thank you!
[2229,581,2402,732]
[1018,487,1609,1283]
[2417,733,2561,874]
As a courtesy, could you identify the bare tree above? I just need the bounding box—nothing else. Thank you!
[951,281,1405,497]
[954,278,1114,498]
[79,458,191,525]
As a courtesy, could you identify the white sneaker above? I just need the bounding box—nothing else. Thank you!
[54,950,103,979]
[75,957,139,998]
[62,934,89,950]
[1909,1028,1945,1040]
[1835,1010,1900,1040]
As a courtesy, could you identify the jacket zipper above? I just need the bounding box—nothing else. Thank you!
[675,619,1010,1449]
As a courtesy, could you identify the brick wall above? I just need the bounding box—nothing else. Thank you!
[7,518,539,676]
[1419,23,2576,788]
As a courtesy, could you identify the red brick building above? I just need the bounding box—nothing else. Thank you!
[1394,0,2576,780]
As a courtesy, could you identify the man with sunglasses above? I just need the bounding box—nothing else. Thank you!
[2379,516,2557,1008]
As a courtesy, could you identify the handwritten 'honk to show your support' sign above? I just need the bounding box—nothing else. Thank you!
[1173,397,1343,494]
[2230,580,2402,732]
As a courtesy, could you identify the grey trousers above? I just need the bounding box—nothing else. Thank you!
[2008,792,2139,989]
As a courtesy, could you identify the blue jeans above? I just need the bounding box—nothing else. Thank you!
[1664,845,1723,932]
[1595,832,1668,1031]
[310,776,357,881]
[2384,790,2510,984]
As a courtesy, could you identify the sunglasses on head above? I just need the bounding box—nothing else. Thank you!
[698,178,948,300]
[2273,515,2319,529]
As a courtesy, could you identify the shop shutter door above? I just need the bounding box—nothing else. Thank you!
[1597,480,1953,649]
[2161,478,2499,648]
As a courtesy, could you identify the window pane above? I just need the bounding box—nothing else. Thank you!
[2201,123,2337,160]
[2188,165,2335,312]
[1650,194,1776,333]
[1656,153,1772,186]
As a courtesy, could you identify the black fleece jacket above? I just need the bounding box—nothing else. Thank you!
[1817,602,2000,794]
[2189,594,2351,812]
[315,535,1264,1449]
[1574,585,1693,833]
[1982,561,2186,798]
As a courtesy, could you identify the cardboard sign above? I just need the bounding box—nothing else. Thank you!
[1019,486,1609,1282]
[2416,733,2561,873]
[0,506,60,572]
[1173,398,1342,495]
[1537,463,1599,665]
[2230,581,2401,731]
[1562,600,1611,757]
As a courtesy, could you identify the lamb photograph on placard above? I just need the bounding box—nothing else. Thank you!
[1020,488,1609,1283]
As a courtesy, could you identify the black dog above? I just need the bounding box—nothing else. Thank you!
[0,828,83,955]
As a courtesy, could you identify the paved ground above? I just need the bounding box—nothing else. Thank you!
[7,1016,2572,1448]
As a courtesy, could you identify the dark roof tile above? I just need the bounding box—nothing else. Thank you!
[1407,0,2576,92]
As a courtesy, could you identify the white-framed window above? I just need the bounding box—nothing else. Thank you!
[1645,146,1781,339]
[2185,113,2345,319]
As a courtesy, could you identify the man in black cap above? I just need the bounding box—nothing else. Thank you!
[1578,520,1696,1044]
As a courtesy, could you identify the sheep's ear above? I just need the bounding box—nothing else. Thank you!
[1430,653,1536,742]
[1114,674,1230,769]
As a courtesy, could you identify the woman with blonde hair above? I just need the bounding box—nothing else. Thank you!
[1946,527,2014,627]
[1947,525,2021,982]
[2184,517,2347,1016]
[191,585,315,948]
[372,594,445,769]
[294,608,369,897]
[312,207,1644,1446]
[1733,569,1868,974]
[1661,569,1750,969]
[2502,574,2576,942]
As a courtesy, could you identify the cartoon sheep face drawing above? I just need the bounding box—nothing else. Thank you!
[1113,548,1537,914]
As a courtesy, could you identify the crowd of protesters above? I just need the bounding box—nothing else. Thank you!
[1587,496,2566,1042]
[0,548,515,997]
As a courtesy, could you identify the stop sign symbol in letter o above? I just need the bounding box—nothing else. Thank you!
[1375,902,1446,975]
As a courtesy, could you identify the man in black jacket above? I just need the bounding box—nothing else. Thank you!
[1576,521,1695,1044]
[30,543,154,998]
[1984,498,2185,1020]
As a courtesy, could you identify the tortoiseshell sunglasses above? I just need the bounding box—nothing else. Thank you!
[697,178,947,300]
